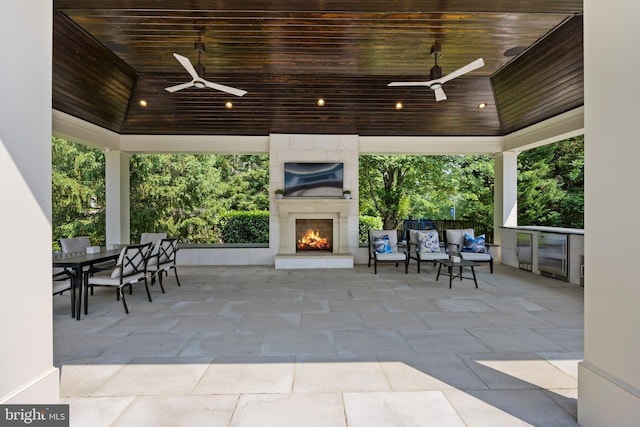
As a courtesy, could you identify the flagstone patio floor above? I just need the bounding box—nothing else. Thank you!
[53,263,583,426]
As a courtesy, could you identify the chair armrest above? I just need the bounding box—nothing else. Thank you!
[485,242,499,254]
[53,270,74,280]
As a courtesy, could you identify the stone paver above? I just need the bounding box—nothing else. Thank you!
[54,264,582,426]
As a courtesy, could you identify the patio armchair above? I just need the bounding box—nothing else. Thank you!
[406,229,449,273]
[146,238,181,292]
[368,230,408,274]
[445,228,494,273]
[85,242,153,315]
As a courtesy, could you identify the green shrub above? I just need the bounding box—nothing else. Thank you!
[358,215,383,244]
[218,210,269,243]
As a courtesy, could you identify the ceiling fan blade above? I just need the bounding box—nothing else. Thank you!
[437,58,485,85]
[387,81,430,87]
[433,87,447,102]
[164,81,195,92]
[172,53,200,81]
[203,80,247,97]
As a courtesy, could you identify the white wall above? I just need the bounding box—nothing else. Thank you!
[579,1,640,425]
[0,2,59,403]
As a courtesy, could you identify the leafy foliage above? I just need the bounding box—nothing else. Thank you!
[128,153,270,243]
[359,155,453,229]
[52,137,106,250]
[52,135,584,249]
[218,211,269,244]
[517,135,584,228]
[358,215,384,244]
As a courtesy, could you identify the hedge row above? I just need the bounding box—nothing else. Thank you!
[218,211,384,245]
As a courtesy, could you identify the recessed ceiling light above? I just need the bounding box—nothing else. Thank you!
[317,98,325,107]
[225,101,234,109]
[477,102,487,110]
[138,99,148,107]
[395,102,404,110]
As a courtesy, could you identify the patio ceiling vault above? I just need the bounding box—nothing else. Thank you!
[53,1,583,141]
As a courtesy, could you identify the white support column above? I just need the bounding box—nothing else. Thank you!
[493,151,518,260]
[579,1,640,425]
[105,150,131,245]
[0,1,60,404]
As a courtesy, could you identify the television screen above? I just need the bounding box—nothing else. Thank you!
[284,162,344,197]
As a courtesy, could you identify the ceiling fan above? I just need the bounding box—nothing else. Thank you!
[165,41,247,97]
[388,42,484,102]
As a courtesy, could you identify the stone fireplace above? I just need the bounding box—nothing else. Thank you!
[296,219,332,251]
[270,134,358,269]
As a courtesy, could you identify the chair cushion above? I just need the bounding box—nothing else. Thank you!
[375,252,406,261]
[416,251,449,261]
[460,252,491,262]
[463,233,486,253]
[416,230,440,253]
[60,236,91,253]
[52,278,71,294]
[140,232,167,245]
[89,271,146,287]
[372,235,393,254]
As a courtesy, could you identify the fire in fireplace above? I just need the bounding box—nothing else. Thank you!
[296,219,333,251]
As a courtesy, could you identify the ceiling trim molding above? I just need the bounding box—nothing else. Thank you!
[120,134,270,154]
[52,110,120,150]
[503,106,584,153]
[359,136,504,155]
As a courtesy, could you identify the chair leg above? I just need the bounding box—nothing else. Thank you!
[157,271,166,293]
[83,275,89,315]
[172,267,181,287]
[144,278,153,302]
[490,260,494,274]
[69,289,75,319]
[374,259,378,274]
[119,287,129,314]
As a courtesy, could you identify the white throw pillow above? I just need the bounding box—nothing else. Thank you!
[416,230,440,253]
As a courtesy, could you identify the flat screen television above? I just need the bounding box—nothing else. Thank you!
[284,162,344,197]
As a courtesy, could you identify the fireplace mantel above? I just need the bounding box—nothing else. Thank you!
[276,198,352,217]
[276,198,352,255]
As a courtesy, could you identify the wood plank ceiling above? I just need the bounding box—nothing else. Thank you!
[52,1,583,137]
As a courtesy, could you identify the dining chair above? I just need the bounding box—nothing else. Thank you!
[85,242,153,315]
[140,232,167,245]
[146,238,181,292]
[52,268,74,317]
[59,236,91,254]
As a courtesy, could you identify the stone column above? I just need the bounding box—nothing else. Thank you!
[105,150,131,245]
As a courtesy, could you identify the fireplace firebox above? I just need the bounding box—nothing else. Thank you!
[296,219,333,251]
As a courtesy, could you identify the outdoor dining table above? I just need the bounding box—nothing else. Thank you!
[53,248,121,320]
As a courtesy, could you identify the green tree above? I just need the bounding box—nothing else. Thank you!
[359,155,454,229]
[518,136,584,228]
[129,153,270,243]
[52,137,106,249]
[130,154,224,243]
[453,155,495,231]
